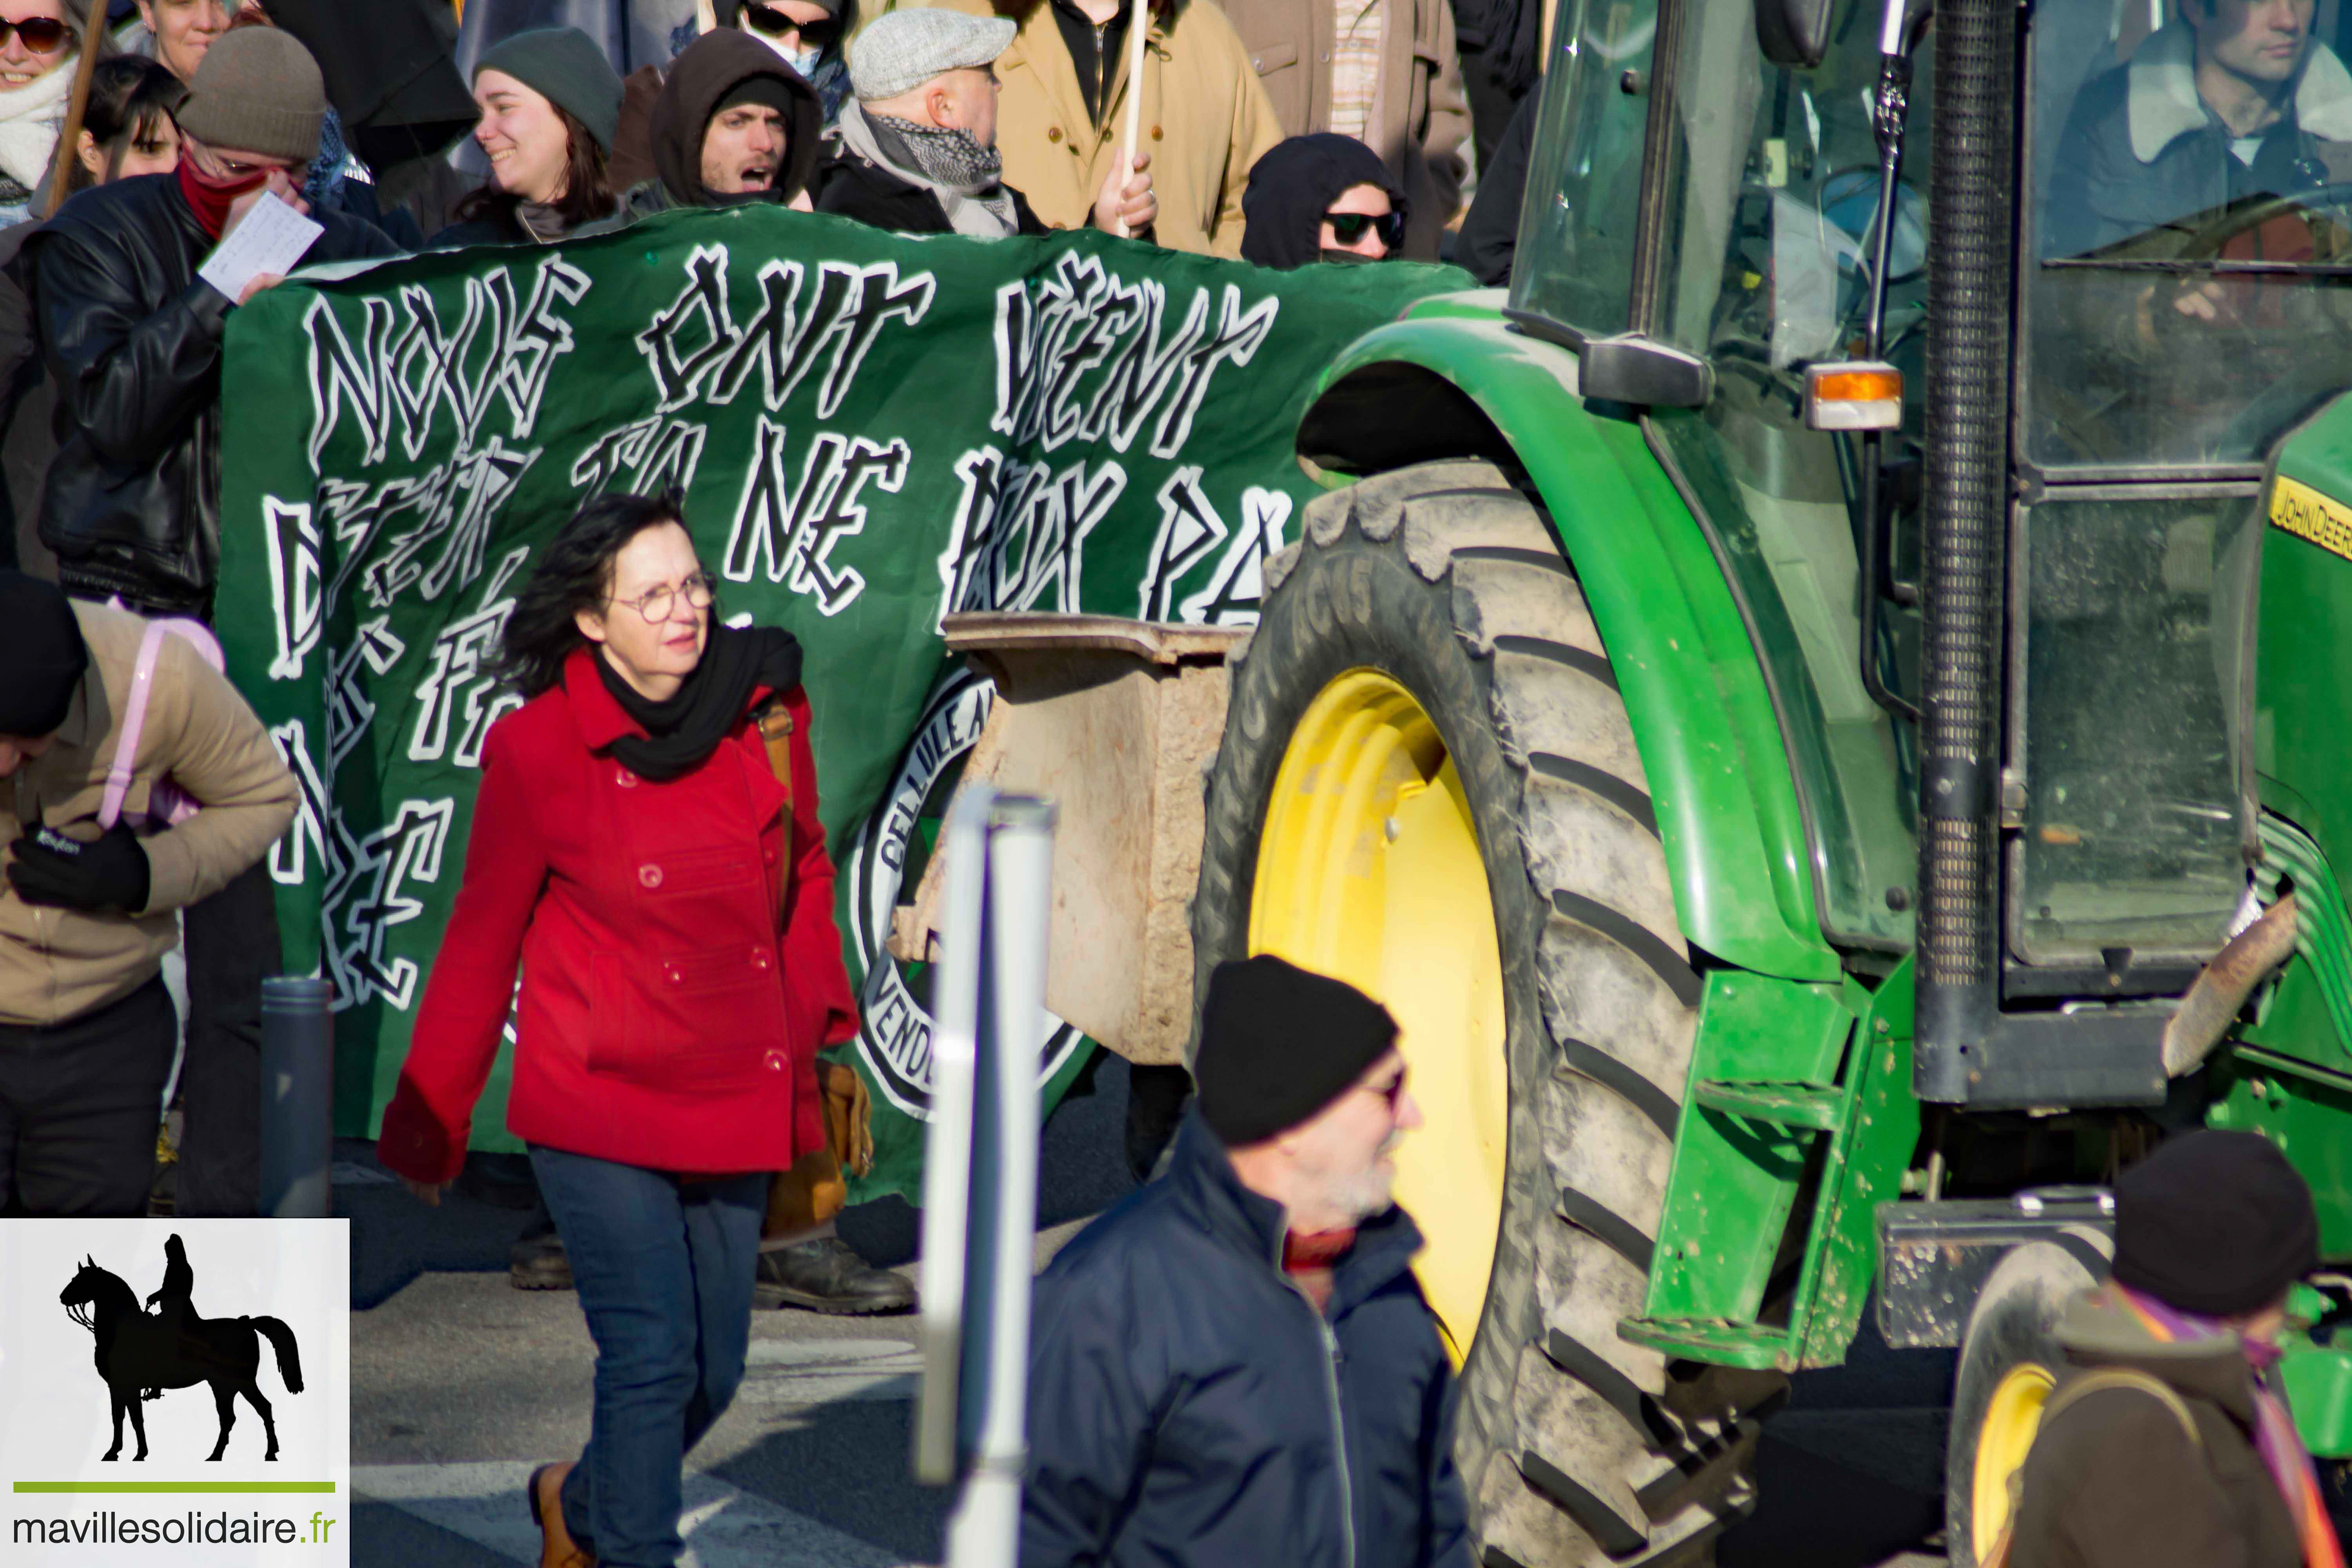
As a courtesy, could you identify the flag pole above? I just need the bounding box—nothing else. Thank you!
[1115,0,1147,238]
[38,0,108,221]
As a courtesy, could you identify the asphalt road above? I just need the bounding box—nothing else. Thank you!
[347,1054,1958,1567]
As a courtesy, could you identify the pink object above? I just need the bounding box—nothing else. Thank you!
[97,616,224,832]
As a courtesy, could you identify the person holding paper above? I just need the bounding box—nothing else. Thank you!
[24,24,394,1218]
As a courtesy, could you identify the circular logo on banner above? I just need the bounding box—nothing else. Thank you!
[842,666,1085,1118]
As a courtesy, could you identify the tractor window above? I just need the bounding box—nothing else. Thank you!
[2025,0,2352,468]
[1637,0,1929,947]
[1508,0,1659,336]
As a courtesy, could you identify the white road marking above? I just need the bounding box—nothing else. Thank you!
[354,1462,924,1568]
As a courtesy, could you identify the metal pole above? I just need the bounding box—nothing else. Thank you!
[258,975,335,1218]
[943,795,1056,1568]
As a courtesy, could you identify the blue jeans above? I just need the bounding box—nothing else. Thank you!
[529,1145,767,1567]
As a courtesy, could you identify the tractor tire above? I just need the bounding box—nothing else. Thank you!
[1191,460,1784,1566]
[1944,1241,2105,1568]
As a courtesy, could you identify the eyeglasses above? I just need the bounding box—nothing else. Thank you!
[611,572,716,623]
[0,16,71,49]
[743,1,839,49]
[1325,209,1406,251]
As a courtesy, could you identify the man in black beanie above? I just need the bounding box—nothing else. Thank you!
[586,29,823,230]
[1022,953,1469,1568]
[2006,1130,2334,1568]
[0,573,296,1216]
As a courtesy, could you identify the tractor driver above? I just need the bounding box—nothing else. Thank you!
[2043,0,2352,264]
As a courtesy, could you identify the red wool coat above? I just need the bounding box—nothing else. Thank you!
[377,648,857,1183]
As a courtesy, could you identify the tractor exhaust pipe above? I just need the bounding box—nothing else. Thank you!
[1913,0,2016,1100]
[2161,896,2299,1077]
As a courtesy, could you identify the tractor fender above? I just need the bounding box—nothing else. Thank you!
[1298,309,1838,983]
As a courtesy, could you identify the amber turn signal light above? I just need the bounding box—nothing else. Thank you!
[1803,361,1903,432]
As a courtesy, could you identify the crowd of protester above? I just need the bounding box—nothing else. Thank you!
[0,2,1548,1561]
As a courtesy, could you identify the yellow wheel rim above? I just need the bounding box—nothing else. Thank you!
[1973,1363,2056,1552]
[1249,668,1509,1361]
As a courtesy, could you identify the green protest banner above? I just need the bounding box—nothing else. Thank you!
[214,205,1465,1201]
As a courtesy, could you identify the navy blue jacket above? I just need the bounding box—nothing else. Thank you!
[1021,1113,1472,1568]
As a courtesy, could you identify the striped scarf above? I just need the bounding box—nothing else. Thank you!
[2114,1283,2345,1568]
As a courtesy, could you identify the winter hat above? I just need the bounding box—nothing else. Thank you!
[0,572,88,739]
[715,73,800,122]
[1193,955,1399,1148]
[2112,1130,2319,1318]
[173,27,327,164]
[475,27,624,153]
[848,9,1015,102]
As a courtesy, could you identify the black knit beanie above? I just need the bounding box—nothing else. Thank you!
[2112,1129,2319,1317]
[0,572,88,738]
[1194,955,1399,1148]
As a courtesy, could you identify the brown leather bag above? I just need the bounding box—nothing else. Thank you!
[751,697,875,1238]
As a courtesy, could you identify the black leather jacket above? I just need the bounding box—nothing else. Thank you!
[28,173,398,615]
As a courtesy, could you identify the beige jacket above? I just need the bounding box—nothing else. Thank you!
[927,0,1285,257]
[1218,0,1470,258]
[1,603,298,1028]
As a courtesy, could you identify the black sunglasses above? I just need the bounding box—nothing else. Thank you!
[0,15,70,49]
[743,1,839,48]
[1325,209,1406,250]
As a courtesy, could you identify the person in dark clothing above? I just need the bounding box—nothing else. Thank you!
[586,28,822,230]
[430,26,622,249]
[612,0,854,193]
[1240,132,1408,268]
[27,27,394,1218]
[1451,0,1540,172]
[226,0,475,247]
[815,9,1052,239]
[2007,1130,2335,1568]
[1455,88,1533,285]
[0,54,182,580]
[1022,954,1470,1568]
[2045,0,2352,260]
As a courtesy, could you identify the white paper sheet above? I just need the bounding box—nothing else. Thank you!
[197,191,324,302]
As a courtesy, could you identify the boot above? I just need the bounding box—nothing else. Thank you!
[755,1236,915,1315]
[526,1462,595,1568]
[510,1207,572,1292]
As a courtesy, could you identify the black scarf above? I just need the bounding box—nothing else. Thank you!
[594,623,804,783]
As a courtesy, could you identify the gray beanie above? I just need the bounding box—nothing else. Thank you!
[848,10,1016,102]
[173,28,326,164]
[475,27,625,153]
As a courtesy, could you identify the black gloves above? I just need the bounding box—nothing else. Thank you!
[6,824,152,914]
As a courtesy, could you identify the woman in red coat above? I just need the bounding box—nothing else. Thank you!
[377,492,856,1568]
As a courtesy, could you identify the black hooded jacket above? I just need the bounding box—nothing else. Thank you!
[1240,134,1410,270]
[595,30,822,227]
[1022,1112,1472,1568]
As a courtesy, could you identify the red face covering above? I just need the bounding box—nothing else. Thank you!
[176,156,271,241]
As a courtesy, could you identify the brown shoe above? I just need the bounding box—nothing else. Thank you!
[526,1462,595,1568]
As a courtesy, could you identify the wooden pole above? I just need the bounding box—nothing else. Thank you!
[38,0,109,220]
[1114,0,1146,238]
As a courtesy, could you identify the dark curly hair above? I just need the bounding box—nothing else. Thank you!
[495,491,690,698]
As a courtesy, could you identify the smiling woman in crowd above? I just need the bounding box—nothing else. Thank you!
[432,25,621,248]
[0,0,96,225]
[378,490,862,1568]
[134,0,229,83]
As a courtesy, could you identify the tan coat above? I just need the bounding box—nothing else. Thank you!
[1218,0,1470,258]
[1,602,297,1028]
[926,0,1285,256]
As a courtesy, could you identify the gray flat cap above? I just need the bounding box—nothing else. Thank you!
[849,10,1018,102]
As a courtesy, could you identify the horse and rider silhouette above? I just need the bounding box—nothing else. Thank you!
[60,1236,304,1463]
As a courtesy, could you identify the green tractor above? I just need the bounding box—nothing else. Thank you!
[1180,0,2352,1556]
